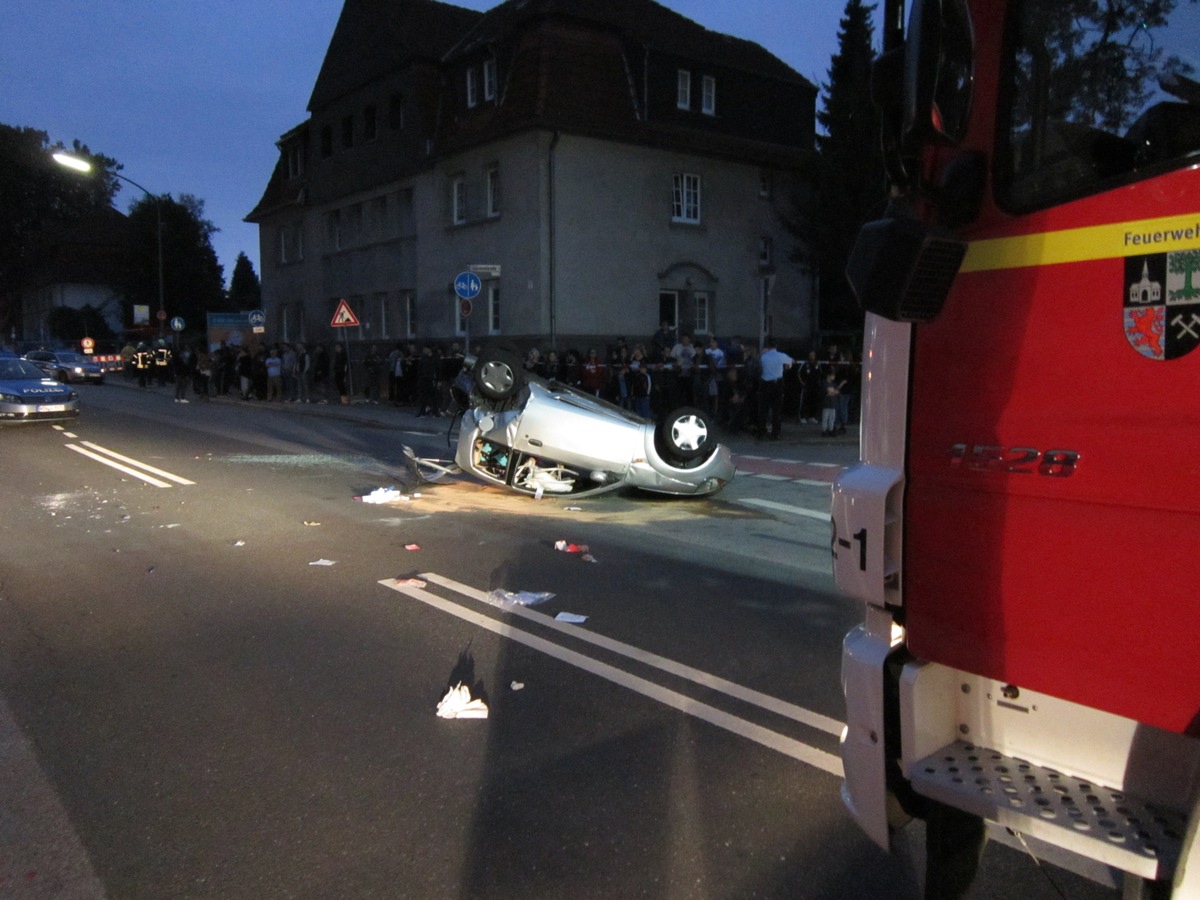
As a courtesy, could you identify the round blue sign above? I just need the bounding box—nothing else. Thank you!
[170,316,186,332]
[248,309,267,328]
[454,271,482,300]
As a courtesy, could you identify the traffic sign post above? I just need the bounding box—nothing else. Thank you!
[455,272,481,350]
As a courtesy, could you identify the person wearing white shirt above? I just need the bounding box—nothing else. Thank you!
[757,337,794,440]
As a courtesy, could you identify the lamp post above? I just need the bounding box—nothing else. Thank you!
[53,152,166,339]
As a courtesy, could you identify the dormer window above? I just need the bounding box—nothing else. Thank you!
[483,59,497,101]
[285,144,304,180]
[702,76,716,115]
[677,70,691,109]
[466,67,478,108]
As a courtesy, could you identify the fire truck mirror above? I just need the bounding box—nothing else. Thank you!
[903,0,975,146]
[846,216,966,324]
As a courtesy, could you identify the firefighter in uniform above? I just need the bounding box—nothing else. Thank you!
[134,343,154,388]
[154,340,171,387]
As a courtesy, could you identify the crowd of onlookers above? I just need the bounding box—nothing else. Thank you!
[119,329,861,437]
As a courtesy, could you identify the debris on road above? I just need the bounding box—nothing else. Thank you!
[233,539,245,547]
[395,577,427,588]
[358,487,407,504]
[554,539,597,563]
[554,612,589,624]
[488,589,555,607]
[436,682,489,719]
[308,558,336,566]
[404,543,421,551]
[510,681,525,691]
[303,520,321,526]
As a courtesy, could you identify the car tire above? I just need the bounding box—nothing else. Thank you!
[656,406,714,463]
[473,348,523,401]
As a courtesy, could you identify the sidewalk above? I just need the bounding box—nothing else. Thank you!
[107,377,860,457]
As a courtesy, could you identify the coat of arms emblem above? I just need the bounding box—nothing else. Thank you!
[1124,252,1200,360]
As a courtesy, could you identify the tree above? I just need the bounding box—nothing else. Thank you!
[785,0,885,333]
[0,124,118,337]
[228,252,262,310]
[1014,0,1186,134]
[46,304,117,343]
[122,193,229,331]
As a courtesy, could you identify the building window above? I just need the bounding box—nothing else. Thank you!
[285,144,304,180]
[320,125,333,158]
[388,93,404,130]
[341,115,354,149]
[488,284,501,334]
[759,171,772,198]
[456,298,468,336]
[486,166,500,217]
[373,291,388,337]
[405,291,417,338]
[759,236,773,267]
[451,176,466,224]
[693,292,710,335]
[466,67,478,108]
[364,105,377,142]
[701,76,716,115]
[279,224,304,264]
[371,195,388,237]
[671,173,701,223]
[676,69,691,109]
[328,210,343,251]
[348,204,363,243]
[483,59,497,101]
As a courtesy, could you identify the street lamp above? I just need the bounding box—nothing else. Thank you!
[53,152,166,339]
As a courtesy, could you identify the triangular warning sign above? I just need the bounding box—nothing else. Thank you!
[330,299,360,327]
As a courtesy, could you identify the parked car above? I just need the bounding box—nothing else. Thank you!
[0,358,81,424]
[22,350,105,384]
[455,347,734,498]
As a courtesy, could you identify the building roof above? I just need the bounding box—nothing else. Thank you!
[449,0,811,87]
[308,0,485,110]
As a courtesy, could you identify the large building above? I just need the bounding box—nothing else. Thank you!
[247,0,817,353]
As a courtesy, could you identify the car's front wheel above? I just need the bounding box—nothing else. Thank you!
[656,406,714,463]
[473,348,523,401]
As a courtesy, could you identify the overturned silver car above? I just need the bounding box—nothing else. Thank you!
[454,348,734,498]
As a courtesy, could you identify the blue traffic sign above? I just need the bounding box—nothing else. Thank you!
[454,271,482,300]
[248,309,267,328]
[170,316,186,332]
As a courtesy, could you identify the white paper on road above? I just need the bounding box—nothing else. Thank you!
[308,559,336,566]
[436,682,489,719]
[554,612,588,624]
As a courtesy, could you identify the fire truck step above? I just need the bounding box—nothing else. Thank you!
[909,740,1185,881]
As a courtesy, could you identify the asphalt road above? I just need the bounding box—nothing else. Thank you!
[0,381,1123,899]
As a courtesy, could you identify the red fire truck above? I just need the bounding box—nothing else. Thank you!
[833,1,1200,896]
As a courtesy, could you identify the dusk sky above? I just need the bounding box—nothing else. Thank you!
[3,0,874,288]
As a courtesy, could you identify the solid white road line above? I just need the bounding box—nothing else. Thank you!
[381,577,844,777]
[737,497,832,522]
[422,572,845,736]
[65,444,174,487]
[78,441,195,485]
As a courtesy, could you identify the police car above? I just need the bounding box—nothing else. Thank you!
[0,358,81,424]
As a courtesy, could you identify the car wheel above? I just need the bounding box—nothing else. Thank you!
[473,348,523,401]
[656,406,714,463]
